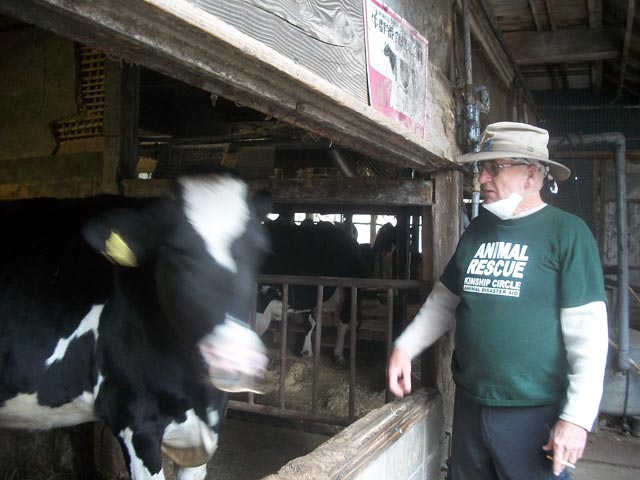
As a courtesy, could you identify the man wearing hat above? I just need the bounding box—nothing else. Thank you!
[388,122,608,479]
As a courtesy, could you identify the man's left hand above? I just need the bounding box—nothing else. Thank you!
[542,419,587,475]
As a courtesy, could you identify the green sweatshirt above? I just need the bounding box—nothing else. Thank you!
[441,205,605,406]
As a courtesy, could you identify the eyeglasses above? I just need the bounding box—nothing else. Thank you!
[475,160,530,177]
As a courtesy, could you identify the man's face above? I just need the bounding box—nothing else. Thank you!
[477,159,530,204]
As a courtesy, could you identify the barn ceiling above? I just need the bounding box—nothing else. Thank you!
[487,0,639,100]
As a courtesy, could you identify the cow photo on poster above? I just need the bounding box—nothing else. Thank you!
[363,0,429,139]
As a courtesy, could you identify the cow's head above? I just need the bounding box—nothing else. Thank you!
[82,172,270,390]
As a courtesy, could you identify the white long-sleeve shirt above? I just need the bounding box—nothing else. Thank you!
[395,281,608,431]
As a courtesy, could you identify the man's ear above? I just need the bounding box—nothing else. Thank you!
[523,165,538,188]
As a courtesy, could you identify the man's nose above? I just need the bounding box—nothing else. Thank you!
[478,169,492,184]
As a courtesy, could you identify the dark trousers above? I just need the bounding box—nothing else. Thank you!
[450,391,573,480]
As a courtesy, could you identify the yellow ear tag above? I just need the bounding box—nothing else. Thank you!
[104,230,137,267]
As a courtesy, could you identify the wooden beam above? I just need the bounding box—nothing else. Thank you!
[0,0,451,173]
[587,0,603,28]
[527,0,542,31]
[458,0,516,91]
[605,69,640,99]
[591,60,604,93]
[544,1,570,92]
[139,122,310,146]
[119,64,140,180]
[249,178,433,207]
[470,0,539,116]
[262,390,442,480]
[526,0,561,91]
[542,0,556,31]
[0,151,118,199]
[120,177,435,210]
[504,28,621,65]
[587,0,604,92]
[614,0,636,100]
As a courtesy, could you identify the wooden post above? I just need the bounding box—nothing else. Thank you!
[396,212,410,333]
[421,169,463,431]
[105,59,140,181]
[370,214,378,245]
[119,63,140,179]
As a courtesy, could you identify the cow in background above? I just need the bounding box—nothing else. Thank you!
[370,220,425,339]
[256,220,367,365]
[371,222,398,280]
[0,172,269,480]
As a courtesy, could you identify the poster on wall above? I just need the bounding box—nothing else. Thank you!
[363,0,429,138]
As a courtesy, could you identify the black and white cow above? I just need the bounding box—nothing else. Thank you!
[255,220,366,365]
[0,172,269,480]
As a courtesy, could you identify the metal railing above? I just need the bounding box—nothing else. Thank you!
[228,275,429,427]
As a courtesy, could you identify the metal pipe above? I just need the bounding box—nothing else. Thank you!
[462,0,479,149]
[549,132,629,371]
[462,0,482,218]
[471,171,481,219]
[462,0,473,87]
[328,147,355,178]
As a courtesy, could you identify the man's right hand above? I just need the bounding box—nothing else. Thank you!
[387,347,412,398]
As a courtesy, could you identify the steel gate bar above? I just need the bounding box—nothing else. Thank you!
[278,284,289,409]
[349,286,357,419]
[385,288,394,404]
[312,285,324,414]
[248,281,257,406]
[234,275,429,427]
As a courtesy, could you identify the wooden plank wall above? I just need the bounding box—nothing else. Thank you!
[191,0,367,103]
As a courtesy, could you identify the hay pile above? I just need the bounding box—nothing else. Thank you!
[254,343,387,419]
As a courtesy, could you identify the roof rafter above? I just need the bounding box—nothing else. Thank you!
[587,0,604,92]
[504,27,621,65]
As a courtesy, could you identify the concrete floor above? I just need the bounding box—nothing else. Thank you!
[574,425,640,480]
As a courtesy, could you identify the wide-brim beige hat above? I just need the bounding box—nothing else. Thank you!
[458,122,571,181]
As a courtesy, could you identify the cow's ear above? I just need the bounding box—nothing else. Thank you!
[252,189,272,221]
[82,208,163,267]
